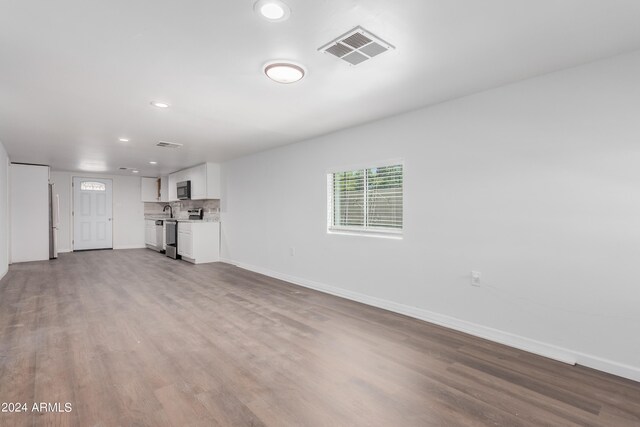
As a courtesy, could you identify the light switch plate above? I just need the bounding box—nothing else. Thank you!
[471,271,481,287]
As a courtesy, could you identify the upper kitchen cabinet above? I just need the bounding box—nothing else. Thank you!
[168,170,184,201]
[189,163,207,200]
[141,177,160,202]
[160,176,169,202]
[168,162,220,201]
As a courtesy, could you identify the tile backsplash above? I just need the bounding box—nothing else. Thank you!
[144,199,220,220]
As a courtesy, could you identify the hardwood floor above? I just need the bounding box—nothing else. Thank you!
[1,249,639,426]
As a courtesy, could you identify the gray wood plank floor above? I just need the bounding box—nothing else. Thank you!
[1,249,639,426]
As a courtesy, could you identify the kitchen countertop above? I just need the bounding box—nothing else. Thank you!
[144,216,218,223]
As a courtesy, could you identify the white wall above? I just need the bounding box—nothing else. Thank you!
[50,171,144,251]
[10,164,50,262]
[221,50,640,381]
[0,142,9,279]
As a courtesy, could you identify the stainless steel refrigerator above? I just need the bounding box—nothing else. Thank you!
[49,183,59,259]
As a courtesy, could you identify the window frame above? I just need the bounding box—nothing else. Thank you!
[327,160,404,238]
[80,181,107,191]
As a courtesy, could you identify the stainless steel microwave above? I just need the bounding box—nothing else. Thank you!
[177,180,191,200]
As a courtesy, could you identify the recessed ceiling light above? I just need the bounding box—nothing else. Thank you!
[118,138,129,142]
[254,0,290,22]
[150,101,170,108]
[264,61,305,84]
[149,161,157,165]
[132,170,139,173]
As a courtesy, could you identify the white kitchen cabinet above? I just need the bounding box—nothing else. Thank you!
[167,162,220,201]
[168,169,187,201]
[168,173,177,201]
[177,221,219,264]
[144,219,157,246]
[141,177,160,202]
[177,230,193,258]
[160,176,169,202]
[189,164,206,200]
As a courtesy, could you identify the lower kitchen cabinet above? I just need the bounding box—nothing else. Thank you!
[177,222,220,264]
[144,219,157,247]
[177,229,193,258]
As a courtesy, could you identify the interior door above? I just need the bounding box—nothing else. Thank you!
[73,177,113,250]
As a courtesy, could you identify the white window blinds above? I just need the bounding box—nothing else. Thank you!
[328,164,403,233]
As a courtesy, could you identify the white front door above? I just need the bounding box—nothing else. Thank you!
[73,177,113,250]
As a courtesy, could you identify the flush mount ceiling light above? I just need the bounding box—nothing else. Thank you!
[254,0,290,22]
[118,138,129,142]
[150,101,170,108]
[264,61,305,84]
[149,161,158,165]
[132,170,139,173]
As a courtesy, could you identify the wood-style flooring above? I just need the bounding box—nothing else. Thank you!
[0,249,639,426]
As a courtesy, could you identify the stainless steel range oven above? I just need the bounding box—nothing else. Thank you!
[165,219,180,259]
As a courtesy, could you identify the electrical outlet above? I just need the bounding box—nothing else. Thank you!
[471,271,481,287]
[289,247,296,256]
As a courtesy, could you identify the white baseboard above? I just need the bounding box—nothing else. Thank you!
[62,245,145,252]
[220,258,640,383]
[113,245,146,250]
[573,353,640,383]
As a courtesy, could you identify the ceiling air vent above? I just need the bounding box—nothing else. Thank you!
[318,26,394,66]
[156,141,183,148]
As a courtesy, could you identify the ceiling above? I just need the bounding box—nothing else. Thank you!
[2,0,640,176]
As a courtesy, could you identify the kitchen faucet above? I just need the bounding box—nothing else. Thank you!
[163,205,173,218]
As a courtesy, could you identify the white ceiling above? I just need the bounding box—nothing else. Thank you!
[2,0,640,176]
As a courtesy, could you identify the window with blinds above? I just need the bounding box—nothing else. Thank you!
[328,163,403,234]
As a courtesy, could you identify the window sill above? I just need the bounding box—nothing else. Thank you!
[327,229,403,240]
